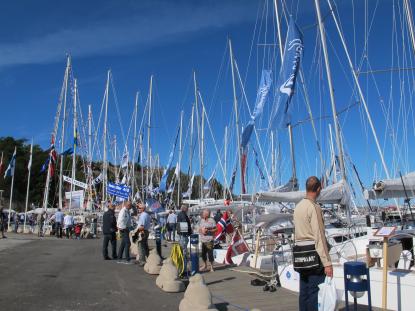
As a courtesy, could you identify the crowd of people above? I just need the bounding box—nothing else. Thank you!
[101,200,237,273]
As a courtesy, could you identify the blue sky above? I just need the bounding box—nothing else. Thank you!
[0,0,414,197]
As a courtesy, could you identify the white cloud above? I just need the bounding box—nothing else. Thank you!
[0,1,256,68]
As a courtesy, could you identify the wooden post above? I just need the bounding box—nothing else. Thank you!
[382,236,389,310]
[254,229,261,269]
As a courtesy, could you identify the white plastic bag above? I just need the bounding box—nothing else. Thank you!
[318,277,338,311]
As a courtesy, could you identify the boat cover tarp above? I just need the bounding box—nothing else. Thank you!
[256,180,349,205]
[364,172,415,200]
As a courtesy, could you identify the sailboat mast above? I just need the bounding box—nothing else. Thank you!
[146,75,153,190]
[314,0,346,181]
[193,72,203,200]
[328,124,337,183]
[189,104,194,179]
[69,78,78,212]
[224,126,228,199]
[58,56,71,210]
[132,92,138,200]
[102,70,110,205]
[201,105,205,199]
[229,39,243,196]
[140,132,144,199]
[24,140,33,232]
[114,135,118,182]
[271,131,275,187]
[177,110,183,207]
[88,104,92,204]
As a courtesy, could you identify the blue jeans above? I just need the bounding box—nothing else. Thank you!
[299,272,325,311]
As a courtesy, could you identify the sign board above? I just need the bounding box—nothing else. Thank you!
[374,226,397,238]
[65,190,84,210]
[107,182,131,200]
[63,175,88,189]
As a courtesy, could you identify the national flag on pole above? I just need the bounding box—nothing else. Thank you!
[73,129,78,149]
[159,126,180,192]
[270,17,303,129]
[214,211,234,244]
[224,230,250,265]
[60,148,73,156]
[203,170,215,191]
[4,147,16,178]
[182,172,195,198]
[27,141,33,171]
[121,150,129,169]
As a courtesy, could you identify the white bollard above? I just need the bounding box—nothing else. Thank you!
[179,273,218,311]
[156,258,185,292]
[144,249,162,275]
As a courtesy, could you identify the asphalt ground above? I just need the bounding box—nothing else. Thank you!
[0,234,181,311]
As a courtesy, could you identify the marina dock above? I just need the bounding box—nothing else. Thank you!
[0,234,384,311]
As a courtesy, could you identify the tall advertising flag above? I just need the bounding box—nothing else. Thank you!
[240,69,272,193]
[270,17,303,129]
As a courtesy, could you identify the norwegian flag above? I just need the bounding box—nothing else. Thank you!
[48,137,57,177]
[224,230,250,265]
[214,211,234,244]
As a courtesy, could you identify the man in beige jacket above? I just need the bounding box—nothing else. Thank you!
[293,176,332,311]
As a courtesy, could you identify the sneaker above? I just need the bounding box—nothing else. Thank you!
[104,257,111,260]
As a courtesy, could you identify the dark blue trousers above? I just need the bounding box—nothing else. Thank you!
[117,230,131,261]
[299,271,325,311]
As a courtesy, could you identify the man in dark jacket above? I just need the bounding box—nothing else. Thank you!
[176,205,192,259]
[102,204,117,260]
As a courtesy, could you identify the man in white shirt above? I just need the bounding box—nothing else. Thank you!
[136,203,151,266]
[166,210,177,241]
[63,214,74,239]
[117,201,133,264]
[54,209,64,238]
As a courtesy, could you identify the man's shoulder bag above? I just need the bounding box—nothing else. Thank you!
[292,241,323,274]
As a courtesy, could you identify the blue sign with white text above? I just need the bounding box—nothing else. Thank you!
[107,182,131,199]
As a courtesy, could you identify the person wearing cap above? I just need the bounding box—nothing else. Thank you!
[117,201,133,264]
[102,204,117,260]
[136,203,151,266]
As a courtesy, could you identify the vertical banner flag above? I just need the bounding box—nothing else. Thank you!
[270,17,303,129]
[4,147,16,178]
[240,70,272,193]
[49,137,58,177]
[159,127,180,192]
[182,172,195,198]
[27,141,33,171]
[121,150,129,169]
[0,152,4,176]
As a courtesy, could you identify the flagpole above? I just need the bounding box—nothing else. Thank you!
[24,140,33,233]
[7,147,16,231]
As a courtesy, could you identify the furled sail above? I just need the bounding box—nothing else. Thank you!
[364,172,415,200]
